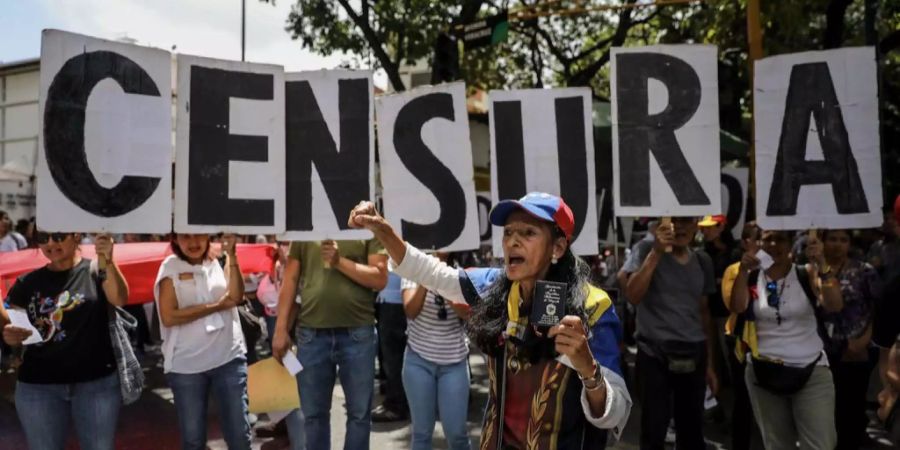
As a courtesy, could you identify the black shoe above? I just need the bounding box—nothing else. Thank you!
[371,404,408,422]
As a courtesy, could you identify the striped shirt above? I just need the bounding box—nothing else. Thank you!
[402,278,468,365]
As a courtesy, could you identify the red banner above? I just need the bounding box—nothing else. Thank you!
[0,243,276,305]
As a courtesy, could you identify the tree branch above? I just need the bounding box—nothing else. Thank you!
[567,3,636,87]
[335,0,405,91]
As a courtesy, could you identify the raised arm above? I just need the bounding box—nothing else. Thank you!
[94,235,128,307]
[349,201,465,302]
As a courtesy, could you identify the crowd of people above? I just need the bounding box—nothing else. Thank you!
[1,193,899,450]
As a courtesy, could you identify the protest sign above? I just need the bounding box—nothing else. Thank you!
[489,87,598,255]
[282,70,374,240]
[37,30,172,232]
[611,44,721,217]
[477,191,492,245]
[754,47,882,230]
[174,54,286,233]
[377,82,479,252]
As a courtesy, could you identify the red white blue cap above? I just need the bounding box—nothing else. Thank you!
[489,192,575,241]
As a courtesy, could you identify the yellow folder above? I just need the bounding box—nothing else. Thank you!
[247,357,300,413]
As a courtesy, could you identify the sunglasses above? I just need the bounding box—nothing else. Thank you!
[765,280,784,325]
[35,232,73,244]
[434,294,448,321]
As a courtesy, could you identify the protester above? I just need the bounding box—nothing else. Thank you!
[621,216,718,450]
[819,229,882,449]
[874,195,900,444]
[401,252,471,450]
[372,271,410,422]
[271,238,388,450]
[1,232,128,450]
[349,192,631,450]
[729,229,844,450]
[0,210,25,252]
[153,234,252,450]
[719,222,761,450]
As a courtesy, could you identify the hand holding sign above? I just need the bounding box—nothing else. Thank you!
[348,201,384,231]
[221,233,238,257]
[94,233,114,269]
[740,238,762,273]
[805,231,826,270]
[653,220,676,254]
[320,240,340,268]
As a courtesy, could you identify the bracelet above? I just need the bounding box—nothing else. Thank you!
[578,361,605,391]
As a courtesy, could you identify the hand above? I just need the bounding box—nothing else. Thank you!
[3,325,33,346]
[94,234,114,262]
[272,328,292,363]
[652,223,675,253]
[221,234,238,257]
[320,240,340,266]
[739,250,761,273]
[547,315,595,376]
[706,365,719,396]
[348,201,387,232]
[805,235,825,269]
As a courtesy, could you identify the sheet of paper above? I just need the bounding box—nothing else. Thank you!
[247,357,300,414]
[704,386,718,410]
[756,249,775,270]
[282,351,303,376]
[7,309,43,345]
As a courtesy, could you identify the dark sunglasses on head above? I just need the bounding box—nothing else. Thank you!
[35,232,73,244]
[765,280,784,325]
[434,294,448,321]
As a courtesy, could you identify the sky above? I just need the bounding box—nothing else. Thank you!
[0,0,384,83]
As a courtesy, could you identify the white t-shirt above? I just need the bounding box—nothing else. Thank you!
[753,265,826,367]
[0,234,18,252]
[153,256,246,374]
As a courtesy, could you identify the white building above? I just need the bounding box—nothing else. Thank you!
[0,58,39,222]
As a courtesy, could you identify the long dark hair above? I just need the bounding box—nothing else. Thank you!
[467,237,592,362]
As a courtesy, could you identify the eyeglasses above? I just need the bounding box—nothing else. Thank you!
[765,280,784,325]
[35,232,73,244]
[434,294,448,321]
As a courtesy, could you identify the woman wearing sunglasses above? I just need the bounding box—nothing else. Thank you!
[729,229,844,450]
[1,231,128,450]
[400,252,472,450]
[153,233,251,450]
[348,193,631,450]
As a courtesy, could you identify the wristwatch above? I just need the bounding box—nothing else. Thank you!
[578,361,605,391]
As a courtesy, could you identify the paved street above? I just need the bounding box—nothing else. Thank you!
[1,348,895,449]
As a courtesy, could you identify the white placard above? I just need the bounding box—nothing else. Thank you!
[37,29,172,233]
[611,44,721,217]
[377,82,479,252]
[174,54,285,233]
[754,47,882,230]
[489,88,598,256]
[280,70,374,241]
[476,191,492,245]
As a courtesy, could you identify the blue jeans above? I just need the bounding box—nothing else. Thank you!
[165,358,251,450]
[15,372,121,450]
[402,347,471,450]
[296,325,376,450]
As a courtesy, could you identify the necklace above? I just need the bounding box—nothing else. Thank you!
[763,273,788,325]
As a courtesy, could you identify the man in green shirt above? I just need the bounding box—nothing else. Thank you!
[273,239,388,450]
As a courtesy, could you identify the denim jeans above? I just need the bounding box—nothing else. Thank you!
[296,325,376,450]
[165,357,251,450]
[15,372,121,450]
[376,303,408,414]
[402,347,471,450]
